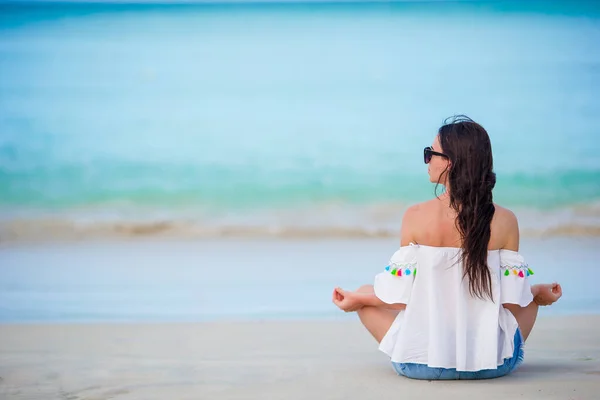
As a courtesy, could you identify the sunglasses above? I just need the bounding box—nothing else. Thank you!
[424,146,448,164]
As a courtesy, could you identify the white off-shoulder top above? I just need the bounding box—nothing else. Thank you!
[374,243,534,372]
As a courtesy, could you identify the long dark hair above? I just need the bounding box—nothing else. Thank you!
[437,115,496,300]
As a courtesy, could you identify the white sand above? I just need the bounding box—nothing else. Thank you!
[0,316,599,400]
[1,237,599,398]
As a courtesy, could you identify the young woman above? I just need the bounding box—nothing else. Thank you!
[332,116,562,380]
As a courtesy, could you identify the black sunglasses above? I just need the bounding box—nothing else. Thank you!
[424,146,448,164]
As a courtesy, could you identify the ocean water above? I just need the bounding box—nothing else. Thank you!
[1,1,600,240]
[0,237,598,323]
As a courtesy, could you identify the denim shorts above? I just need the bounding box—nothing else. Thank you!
[391,329,524,380]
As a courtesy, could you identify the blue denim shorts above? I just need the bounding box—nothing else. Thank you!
[391,329,524,380]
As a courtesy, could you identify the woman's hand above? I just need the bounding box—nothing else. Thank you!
[532,283,562,306]
[332,287,364,312]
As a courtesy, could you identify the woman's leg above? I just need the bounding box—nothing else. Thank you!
[508,301,539,341]
[355,284,399,343]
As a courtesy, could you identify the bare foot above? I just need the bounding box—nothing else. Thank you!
[532,283,562,306]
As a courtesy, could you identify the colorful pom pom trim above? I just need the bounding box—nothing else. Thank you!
[501,264,533,278]
[385,262,417,278]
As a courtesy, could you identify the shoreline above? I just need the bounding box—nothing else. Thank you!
[1,306,600,325]
[2,231,600,247]
[2,202,600,243]
[1,236,599,323]
[1,219,600,244]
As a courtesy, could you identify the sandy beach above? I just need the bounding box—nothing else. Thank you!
[1,237,599,399]
[0,316,599,399]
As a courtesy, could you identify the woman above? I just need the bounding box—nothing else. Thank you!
[332,116,562,380]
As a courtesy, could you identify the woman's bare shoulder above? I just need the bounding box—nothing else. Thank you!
[492,204,520,250]
[403,199,439,221]
[493,204,518,226]
[400,199,440,245]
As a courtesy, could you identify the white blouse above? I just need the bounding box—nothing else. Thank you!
[374,243,534,372]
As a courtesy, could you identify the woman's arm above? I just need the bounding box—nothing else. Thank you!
[332,287,406,312]
[359,291,407,310]
[332,208,416,313]
[499,208,562,310]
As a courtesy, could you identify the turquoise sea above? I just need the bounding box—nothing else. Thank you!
[1,1,600,239]
[1,1,600,323]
